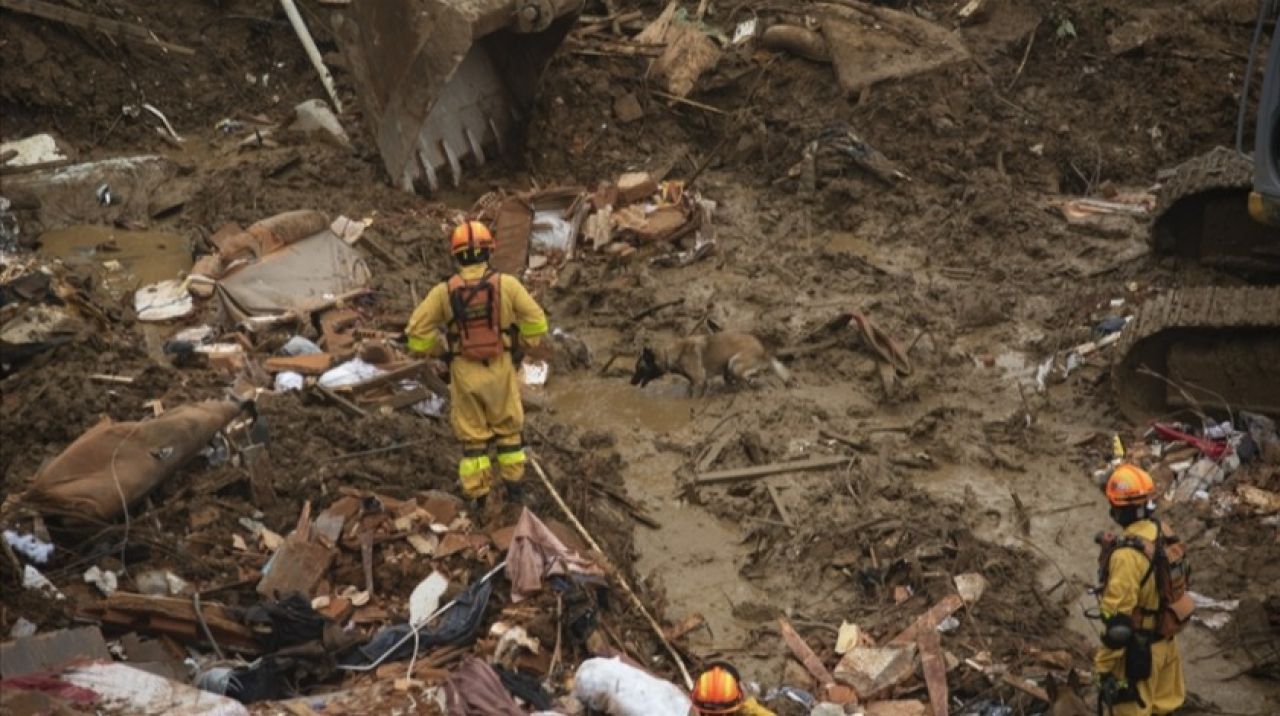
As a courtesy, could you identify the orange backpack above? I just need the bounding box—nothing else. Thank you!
[447,271,505,362]
[1097,520,1195,639]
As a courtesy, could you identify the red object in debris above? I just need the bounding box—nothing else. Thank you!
[1151,423,1229,460]
[0,674,99,705]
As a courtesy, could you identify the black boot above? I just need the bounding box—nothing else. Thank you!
[504,480,526,505]
[468,493,487,518]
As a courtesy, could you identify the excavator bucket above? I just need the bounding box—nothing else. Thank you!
[332,0,583,194]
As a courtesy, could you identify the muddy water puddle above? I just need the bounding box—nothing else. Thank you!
[547,377,694,435]
[546,376,770,649]
[38,224,191,299]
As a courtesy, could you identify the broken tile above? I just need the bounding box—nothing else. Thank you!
[833,643,918,698]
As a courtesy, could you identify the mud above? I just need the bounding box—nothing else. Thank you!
[38,225,191,298]
[2,0,1278,712]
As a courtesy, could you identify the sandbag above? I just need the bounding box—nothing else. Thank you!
[24,401,242,522]
[572,657,692,716]
[219,210,329,262]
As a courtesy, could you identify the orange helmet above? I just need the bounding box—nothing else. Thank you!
[449,221,495,255]
[1105,464,1155,507]
[691,662,744,714]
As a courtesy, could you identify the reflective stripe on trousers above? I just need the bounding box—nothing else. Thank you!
[495,437,525,483]
[458,444,493,498]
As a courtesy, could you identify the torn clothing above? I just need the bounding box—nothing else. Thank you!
[1093,519,1185,715]
[505,508,605,603]
[445,657,524,716]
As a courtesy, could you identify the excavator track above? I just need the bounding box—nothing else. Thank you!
[1111,286,1280,422]
[1111,144,1280,421]
[1149,146,1280,275]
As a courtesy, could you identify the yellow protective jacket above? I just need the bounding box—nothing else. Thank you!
[1093,519,1185,715]
[692,698,775,716]
[405,264,547,443]
[740,698,775,716]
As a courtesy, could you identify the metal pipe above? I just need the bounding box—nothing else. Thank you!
[1235,0,1274,157]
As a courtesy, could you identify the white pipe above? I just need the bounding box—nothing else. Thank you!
[279,0,343,113]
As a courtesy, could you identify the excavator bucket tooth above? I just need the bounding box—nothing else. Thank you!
[489,118,506,154]
[332,0,583,195]
[465,128,487,166]
[442,139,463,188]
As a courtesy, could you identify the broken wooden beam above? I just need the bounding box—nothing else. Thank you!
[917,628,949,716]
[342,360,448,399]
[697,432,736,473]
[588,480,660,529]
[819,428,873,453]
[766,483,794,527]
[90,592,259,653]
[1002,672,1050,703]
[316,385,368,418]
[777,616,840,696]
[888,594,963,646]
[695,455,854,485]
[664,613,706,641]
[0,0,195,55]
[257,537,334,598]
[364,386,436,412]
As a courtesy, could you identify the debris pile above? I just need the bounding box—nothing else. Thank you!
[686,439,1095,714]
[4,0,1280,712]
[1080,415,1280,679]
[473,170,715,287]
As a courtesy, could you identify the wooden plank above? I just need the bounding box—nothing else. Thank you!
[664,613,706,641]
[888,594,963,646]
[0,627,110,678]
[696,432,735,473]
[766,483,794,527]
[105,593,247,637]
[819,428,873,453]
[1001,672,1050,703]
[696,455,854,485]
[91,599,259,654]
[364,386,435,411]
[257,538,333,598]
[0,0,194,55]
[777,616,837,690]
[342,360,448,399]
[588,479,660,529]
[264,353,333,375]
[316,385,368,418]
[917,628,949,716]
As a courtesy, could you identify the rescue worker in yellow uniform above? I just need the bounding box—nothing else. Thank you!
[690,662,775,716]
[1093,464,1187,716]
[405,221,548,508]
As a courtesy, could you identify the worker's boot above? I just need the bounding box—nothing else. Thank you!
[503,479,526,506]
[468,493,487,520]
[483,483,505,524]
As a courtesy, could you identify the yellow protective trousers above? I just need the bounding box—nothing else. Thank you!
[1094,519,1186,715]
[1101,638,1184,716]
[451,352,525,498]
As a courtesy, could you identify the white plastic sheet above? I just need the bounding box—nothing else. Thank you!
[134,279,193,321]
[274,371,305,392]
[318,358,383,388]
